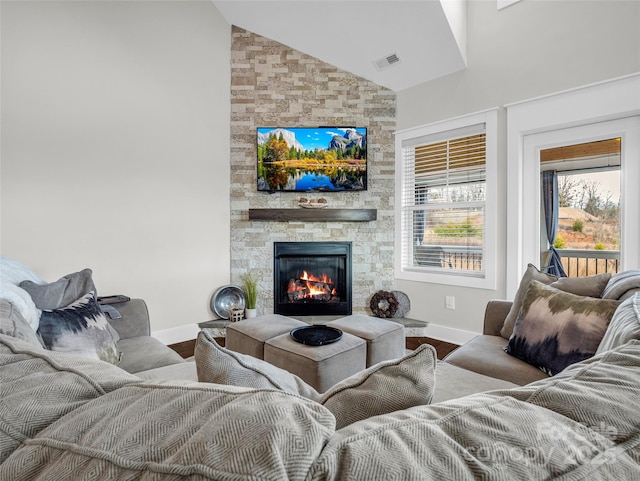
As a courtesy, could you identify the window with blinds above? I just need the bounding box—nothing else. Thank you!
[400,125,486,276]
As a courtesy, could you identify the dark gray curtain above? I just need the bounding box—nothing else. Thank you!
[542,170,567,277]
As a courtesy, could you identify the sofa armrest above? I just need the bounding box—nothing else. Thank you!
[104,298,151,339]
[483,300,513,337]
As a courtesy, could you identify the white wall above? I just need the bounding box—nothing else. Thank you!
[396,0,640,338]
[1,1,231,336]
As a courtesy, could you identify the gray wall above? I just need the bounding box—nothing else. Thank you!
[3,0,638,338]
[1,1,231,333]
[396,0,640,334]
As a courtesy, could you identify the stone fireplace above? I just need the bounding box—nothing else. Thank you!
[274,242,352,317]
[229,27,396,316]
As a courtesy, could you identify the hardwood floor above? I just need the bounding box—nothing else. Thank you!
[405,337,459,360]
[170,336,459,361]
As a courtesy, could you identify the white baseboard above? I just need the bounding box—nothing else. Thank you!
[152,323,201,345]
[422,323,478,346]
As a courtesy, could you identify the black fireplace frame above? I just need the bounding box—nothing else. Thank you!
[273,241,352,317]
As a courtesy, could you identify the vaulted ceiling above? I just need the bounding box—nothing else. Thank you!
[212,0,467,92]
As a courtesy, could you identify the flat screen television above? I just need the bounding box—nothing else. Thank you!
[257,127,367,192]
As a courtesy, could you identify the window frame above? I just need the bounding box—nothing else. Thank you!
[394,108,498,289]
[505,73,640,298]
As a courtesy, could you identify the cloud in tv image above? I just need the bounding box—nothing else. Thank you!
[257,127,367,192]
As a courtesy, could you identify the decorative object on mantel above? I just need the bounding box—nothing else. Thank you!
[369,290,411,318]
[240,272,258,319]
[211,285,245,320]
[298,197,328,209]
[229,306,244,322]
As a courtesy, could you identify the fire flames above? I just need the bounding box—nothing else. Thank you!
[300,270,332,284]
[287,270,337,301]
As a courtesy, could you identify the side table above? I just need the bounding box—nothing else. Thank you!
[198,319,231,346]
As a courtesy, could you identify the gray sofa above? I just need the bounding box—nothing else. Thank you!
[444,268,640,386]
[444,299,552,385]
[2,260,640,479]
[2,323,639,479]
[105,298,198,381]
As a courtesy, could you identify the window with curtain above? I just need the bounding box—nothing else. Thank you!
[540,138,621,277]
[395,109,497,289]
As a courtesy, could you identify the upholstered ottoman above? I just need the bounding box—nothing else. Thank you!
[225,315,308,359]
[327,314,406,367]
[264,331,366,393]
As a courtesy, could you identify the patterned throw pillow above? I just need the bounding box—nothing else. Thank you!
[37,292,121,365]
[501,266,612,339]
[506,280,620,375]
[195,329,437,429]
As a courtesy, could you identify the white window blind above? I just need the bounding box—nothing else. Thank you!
[400,125,487,276]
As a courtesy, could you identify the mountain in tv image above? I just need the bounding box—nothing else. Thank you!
[257,127,367,192]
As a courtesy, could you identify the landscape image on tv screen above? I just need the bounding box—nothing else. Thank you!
[257,127,367,192]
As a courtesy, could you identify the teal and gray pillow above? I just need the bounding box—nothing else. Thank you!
[37,291,120,365]
[500,265,612,339]
[506,280,619,375]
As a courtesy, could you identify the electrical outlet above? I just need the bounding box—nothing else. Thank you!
[445,296,455,310]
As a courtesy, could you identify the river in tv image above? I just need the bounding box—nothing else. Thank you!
[296,173,336,190]
[258,164,366,191]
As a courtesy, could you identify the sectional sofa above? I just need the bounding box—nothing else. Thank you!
[1,258,640,479]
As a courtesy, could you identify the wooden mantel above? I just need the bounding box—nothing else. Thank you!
[248,208,377,222]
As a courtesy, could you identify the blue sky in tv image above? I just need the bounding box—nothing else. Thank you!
[257,127,366,152]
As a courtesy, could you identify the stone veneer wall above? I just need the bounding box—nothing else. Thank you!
[230,27,396,316]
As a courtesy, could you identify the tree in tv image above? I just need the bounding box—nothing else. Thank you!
[257,127,367,191]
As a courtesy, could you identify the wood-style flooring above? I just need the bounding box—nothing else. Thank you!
[405,337,460,360]
[170,336,459,361]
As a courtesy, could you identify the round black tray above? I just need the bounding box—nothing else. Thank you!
[290,325,343,346]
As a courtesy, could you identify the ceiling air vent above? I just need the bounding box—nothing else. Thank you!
[373,52,401,72]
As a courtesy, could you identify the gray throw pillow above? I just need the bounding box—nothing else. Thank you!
[500,264,557,339]
[506,280,620,375]
[320,343,436,429]
[37,291,121,365]
[0,299,43,349]
[596,293,640,355]
[550,272,611,298]
[601,269,640,300]
[195,329,319,399]
[0,334,139,464]
[195,330,437,429]
[20,268,96,310]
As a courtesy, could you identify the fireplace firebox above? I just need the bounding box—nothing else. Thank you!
[274,242,352,317]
